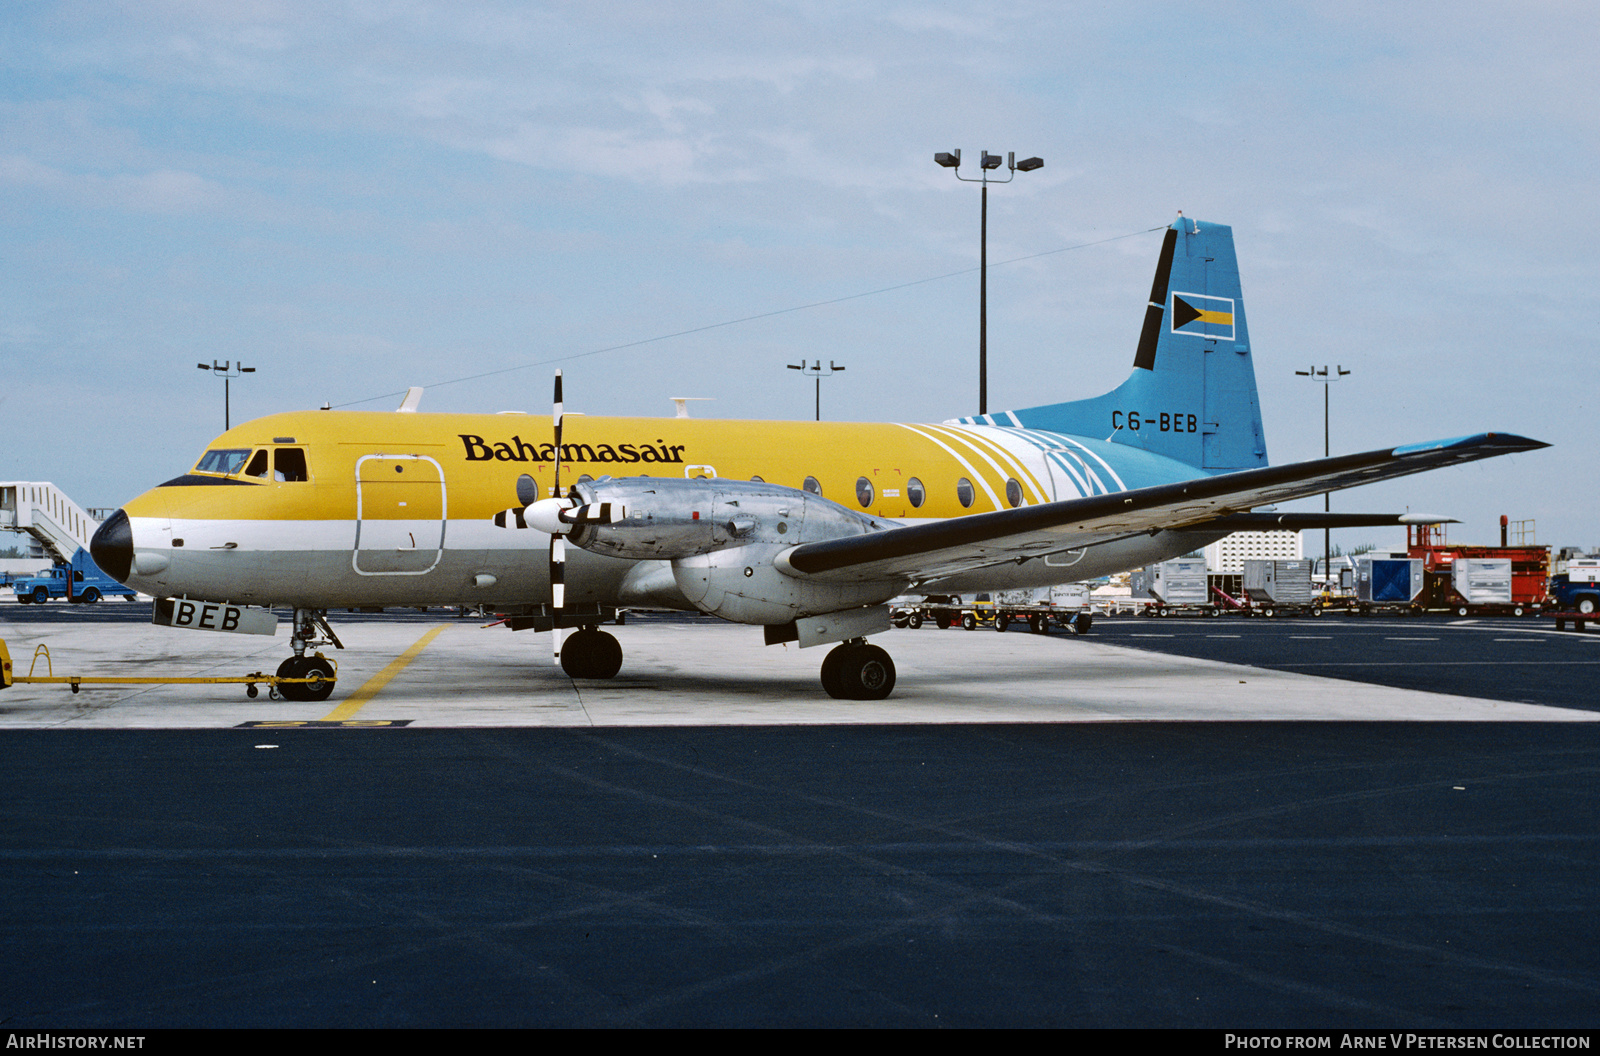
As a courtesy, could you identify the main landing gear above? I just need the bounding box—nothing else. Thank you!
[560,626,624,680]
[820,639,896,700]
[272,608,342,703]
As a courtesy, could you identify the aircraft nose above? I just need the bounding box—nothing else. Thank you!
[90,509,133,583]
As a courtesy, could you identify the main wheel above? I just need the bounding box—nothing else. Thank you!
[560,629,624,679]
[820,642,895,700]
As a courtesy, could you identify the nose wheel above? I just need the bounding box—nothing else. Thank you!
[273,655,337,702]
[820,640,896,700]
[272,608,342,702]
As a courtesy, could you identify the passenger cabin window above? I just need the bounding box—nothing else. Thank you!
[274,448,309,482]
[855,477,873,508]
[1006,478,1023,508]
[196,448,250,475]
[244,451,270,478]
[802,476,822,496]
[907,477,925,508]
[956,477,975,508]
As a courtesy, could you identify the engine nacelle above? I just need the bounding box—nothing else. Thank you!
[670,542,901,624]
[559,476,907,624]
[564,476,883,559]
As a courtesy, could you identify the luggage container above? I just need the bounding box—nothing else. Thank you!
[1131,558,1214,616]
[1352,556,1425,614]
[1450,558,1513,614]
[1242,559,1316,616]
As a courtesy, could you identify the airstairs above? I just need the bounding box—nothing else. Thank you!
[0,483,103,564]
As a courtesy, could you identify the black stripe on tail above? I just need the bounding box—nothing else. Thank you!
[1133,227,1178,371]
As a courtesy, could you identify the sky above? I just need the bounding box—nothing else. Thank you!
[3,1,1595,554]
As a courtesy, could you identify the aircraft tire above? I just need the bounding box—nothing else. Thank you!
[276,657,309,702]
[560,629,623,679]
[820,646,848,698]
[299,657,336,702]
[822,643,894,700]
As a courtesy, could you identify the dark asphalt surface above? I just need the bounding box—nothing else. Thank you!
[1077,614,1600,711]
[4,720,1599,1029]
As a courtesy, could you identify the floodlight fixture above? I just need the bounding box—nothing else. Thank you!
[931,145,1044,414]
[196,359,257,431]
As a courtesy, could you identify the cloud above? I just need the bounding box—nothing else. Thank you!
[0,155,227,213]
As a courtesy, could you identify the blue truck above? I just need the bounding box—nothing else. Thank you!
[1549,560,1600,615]
[12,547,139,604]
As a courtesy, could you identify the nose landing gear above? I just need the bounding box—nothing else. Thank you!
[272,609,342,702]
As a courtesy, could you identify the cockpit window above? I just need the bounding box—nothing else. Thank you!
[274,448,309,482]
[196,448,251,475]
[244,451,270,478]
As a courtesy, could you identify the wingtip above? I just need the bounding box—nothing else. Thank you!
[1392,432,1550,457]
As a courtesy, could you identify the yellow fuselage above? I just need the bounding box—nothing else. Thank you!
[112,408,1205,609]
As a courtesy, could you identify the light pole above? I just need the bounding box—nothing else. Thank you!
[197,360,256,431]
[934,148,1043,416]
[787,360,845,421]
[1296,364,1352,589]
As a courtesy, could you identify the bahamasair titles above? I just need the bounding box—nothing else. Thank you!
[89,217,1546,701]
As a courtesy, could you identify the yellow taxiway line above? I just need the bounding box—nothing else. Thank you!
[318,625,450,721]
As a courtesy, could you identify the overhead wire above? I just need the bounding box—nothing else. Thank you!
[332,223,1167,409]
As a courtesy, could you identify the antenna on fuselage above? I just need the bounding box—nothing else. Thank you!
[396,387,424,412]
[669,397,713,418]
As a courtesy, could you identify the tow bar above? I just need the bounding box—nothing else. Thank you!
[0,637,335,700]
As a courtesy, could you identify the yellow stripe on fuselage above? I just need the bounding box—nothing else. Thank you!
[122,409,1073,524]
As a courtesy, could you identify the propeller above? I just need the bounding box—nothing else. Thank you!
[487,371,625,665]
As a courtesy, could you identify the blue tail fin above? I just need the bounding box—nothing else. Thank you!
[961,216,1268,473]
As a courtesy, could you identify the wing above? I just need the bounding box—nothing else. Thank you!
[778,432,1546,583]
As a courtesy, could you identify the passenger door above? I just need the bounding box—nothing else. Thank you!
[353,455,447,575]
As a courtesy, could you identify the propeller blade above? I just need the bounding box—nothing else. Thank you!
[551,370,565,665]
[562,501,625,525]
